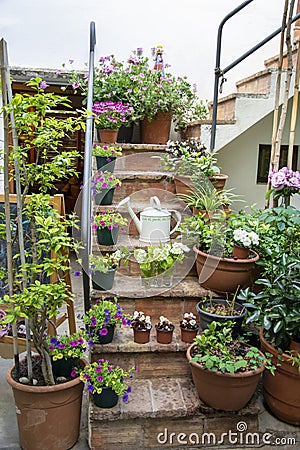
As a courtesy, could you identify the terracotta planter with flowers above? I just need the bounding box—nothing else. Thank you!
[180,312,199,343]
[155,316,174,344]
[131,311,152,344]
[141,112,172,144]
[92,101,134,144]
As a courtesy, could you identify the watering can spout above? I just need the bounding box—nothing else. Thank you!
[118,196,142,234]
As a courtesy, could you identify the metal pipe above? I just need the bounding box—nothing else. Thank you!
[210,0,253,151]
[210,5,300,152]
[81,22,96,314]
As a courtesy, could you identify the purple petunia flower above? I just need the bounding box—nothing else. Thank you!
[96,375,104,383]
[70,369,77,378]
[74,271,81,277]
[39,80,49,90]
[122,393,129,402]
[99,327,108,336]
[87,385,95,393]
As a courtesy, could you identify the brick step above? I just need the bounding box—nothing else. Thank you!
[236,69,272,94]
[88,375,260,450]
[91,326,193,379]
[91,275,207,316]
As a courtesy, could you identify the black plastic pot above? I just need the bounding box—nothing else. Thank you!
[96,226,119,246]
[92,268,116,291]
[196,298,247,337]
[95,156,116,172]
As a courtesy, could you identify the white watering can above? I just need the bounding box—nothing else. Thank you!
[118,196,181,243]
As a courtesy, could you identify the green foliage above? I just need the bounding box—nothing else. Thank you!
[90,247,129,273]
[190,321,266,374]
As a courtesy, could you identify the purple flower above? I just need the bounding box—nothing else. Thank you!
[270,171,287,189]
[96,375,104,383]
[87,385,95,393]
[39,80,49,90]
[74,271,81,277]
[91,224,98,231]
[70,369,77,378]
[99,327,108,336]
[72,82,79,89]
[122,393,129,402]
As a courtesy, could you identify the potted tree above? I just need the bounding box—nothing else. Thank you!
[0,77,86,450]
[186,321,268,411]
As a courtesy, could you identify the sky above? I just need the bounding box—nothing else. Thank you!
[0,0,296,101]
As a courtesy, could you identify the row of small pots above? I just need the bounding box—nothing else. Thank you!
[133,325,199,345]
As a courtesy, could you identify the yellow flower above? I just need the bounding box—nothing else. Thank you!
[96,387,102,394]
[57,353,64,360]
[68,350,73,357]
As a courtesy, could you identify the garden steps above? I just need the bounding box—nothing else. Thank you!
[88,375,260,450]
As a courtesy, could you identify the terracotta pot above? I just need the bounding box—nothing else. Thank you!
[133,327,151,344]
[193,245,259,294]
[156,326,174,344]
[140,112,172,144]
[232,244,249,259]
[208,174,228,192]
[173,175,194,196]
[98,129,118,143]
[6,358,86,450]
[196,298,247,337]
[260,330,300,425]
[186,343,265,411]
[180,327,199,343]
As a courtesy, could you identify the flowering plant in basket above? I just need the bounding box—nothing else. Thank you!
[47,332,87,361]
[92,144,122,160]
[83,296,132,343]
[180,312,199,331]
[131,311,152,331]
[91,211,127,231]
[92,101,134,130]
[79,358,137,401]
[91,171,122,195]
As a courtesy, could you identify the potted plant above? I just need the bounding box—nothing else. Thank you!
[131,310,152,344]
[90,247,129,291]
[79,359,137,408]
[196,289,247,337]
[186,321,268,411]
[179,312,199,343]
[232,228,259,259]
[0,77,86,450]
[47,332,88,377]
[238,249,300,425]
[92,100,134,143]
[92,144,123,171]
[266,166,300,207]
[155,316,175,344]
[91,170,122,205]
[134,241,188,288]
[179,212,260,293]
[91,210,128,246]
[83,296,131,345]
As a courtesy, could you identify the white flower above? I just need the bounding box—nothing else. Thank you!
[134,249,147,263]
[233,229,259,248]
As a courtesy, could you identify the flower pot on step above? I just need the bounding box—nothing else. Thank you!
[156,326,174,344]
[6,357,87,450]
[95,156,116,172]
[133,327,151,344]
[98,129,118,143]
[140,112,172,144]
[180,327,199,343]
[96,226,119,246]
[94,188,115,205]
[92,268,116,291]
[93,325,115,345]
[51,357,79,378]
[93,386,119,408]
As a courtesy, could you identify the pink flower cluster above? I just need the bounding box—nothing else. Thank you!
[269,167,300,191]
[92,101,134,129]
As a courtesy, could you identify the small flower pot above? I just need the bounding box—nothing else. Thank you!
[94,188,115,205]
[233,244,249,259]
[156,326,174,344]
[93,386,119,408]
[96,227,119,246]
[133,327,151,344]
[180,327,199,343]
[93,325,115,345]
[95,156,116,172]
[98,129,118,144]
[92,268,116,291]
[117,123,134,143]
[51,357,79,378]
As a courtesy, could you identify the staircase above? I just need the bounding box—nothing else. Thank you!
[185,48,299,151]
[86,143,262,450]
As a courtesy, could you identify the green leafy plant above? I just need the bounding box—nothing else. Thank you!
[89,248,129,274]
[91,210,127,231]
[79,358,137,401]
[47,332,87,361]
[92,144,122,159]
[91,171,122,195]
[190,321,267,374]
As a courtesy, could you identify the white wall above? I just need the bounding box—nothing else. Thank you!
[217,99,300,210]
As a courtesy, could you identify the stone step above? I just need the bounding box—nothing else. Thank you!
[91,275,207,316]
[88,375,260,450]
[90,326,193,379]
[236,69,272,95]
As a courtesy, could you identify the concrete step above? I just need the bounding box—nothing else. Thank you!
[91,274,207,309]
[90,326,195,379]
[236,69,272,94]
[88,375,260,450]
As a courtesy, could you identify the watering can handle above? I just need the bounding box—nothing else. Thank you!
[169,210,181,235]
[150,196,162,210]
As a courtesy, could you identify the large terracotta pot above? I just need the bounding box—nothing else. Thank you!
[6,358,86,450]
[260,330,300,425]
[208,174,228,192]
[140,112,172,144]
[193,245,259,293]
[98,129,118,143]
[186,343,265,411]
